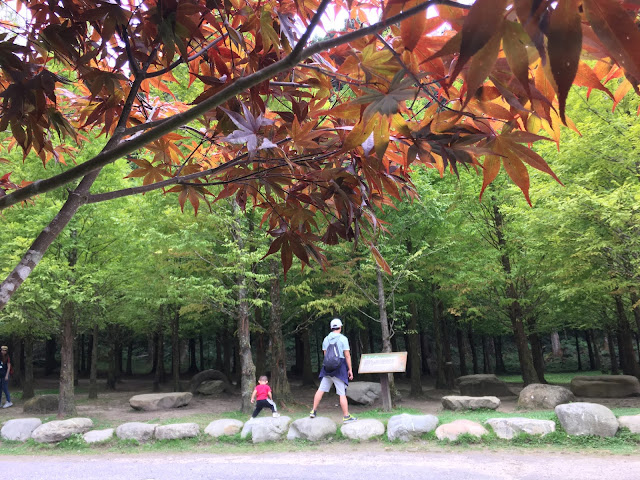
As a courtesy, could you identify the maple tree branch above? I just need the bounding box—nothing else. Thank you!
[290,0,332,59]
[0,0,468,210]
[146,34,227,79]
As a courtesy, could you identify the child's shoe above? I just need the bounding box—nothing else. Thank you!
[343,414,357,423]
[272,412,280,417]
[2,402,12,408]
[309,409,317,418]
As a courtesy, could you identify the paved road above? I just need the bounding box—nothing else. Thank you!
[1,450,637,480]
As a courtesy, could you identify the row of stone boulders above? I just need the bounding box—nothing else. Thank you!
[4,402,638,445]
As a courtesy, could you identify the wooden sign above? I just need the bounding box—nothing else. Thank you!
[358,352,407,374]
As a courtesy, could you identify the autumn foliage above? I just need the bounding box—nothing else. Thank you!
[1,0,640,302]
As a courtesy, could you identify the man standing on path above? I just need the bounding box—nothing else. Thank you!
[310,318,357,423]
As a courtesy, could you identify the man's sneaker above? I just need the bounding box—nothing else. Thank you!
[2,402,12,408]
[309,409,317,418]
[272,412,280,417]
[343,414,357,423]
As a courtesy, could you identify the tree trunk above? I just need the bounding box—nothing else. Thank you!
[153,330,165,391]
[376,262,397,397]
[407,263,423,395]
[126,341,133,376]
[199,335,205,371]
[607,330,619,375]
[255,331,267,378]
[80,334,86,374]
[432,284,451,389]
[631,292,640,336]
[590,330,602,371]
[468,328,479,374]
[222,323,232,379]
[58,300,77,418]
[420,332,431,375]
[10,336,22,388]
[269,260,291,402]
[45,338,57,376]
[237,273,256,413]
[301,327,314,385]
[216,335,223,371]
[528,330,546,383]
[614,295,640,377]
[88,323,99,399]
[22,337,35,401]
[106,339,117,391]
[551,331,563,357]
[585,330,595,370]
[575,330,583,371]
[481,335,494,374]
[188,338,198,374]
[87,333,94,375]
[456,328,468,377]
[172,309,180,392]
[494,336,506,374]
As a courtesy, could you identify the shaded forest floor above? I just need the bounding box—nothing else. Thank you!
[3,373,640,424]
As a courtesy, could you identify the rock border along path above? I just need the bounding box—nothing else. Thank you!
[1,401,636,446]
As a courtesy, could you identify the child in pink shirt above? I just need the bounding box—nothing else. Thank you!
[250,375,279,418]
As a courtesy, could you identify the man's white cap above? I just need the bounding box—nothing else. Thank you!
[330,318,343,329]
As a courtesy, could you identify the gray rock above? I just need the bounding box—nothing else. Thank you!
[189,369,232,394]
[1,418,42,442]
[241,416,291,443]
[83,429,114,444]
[346,382,381,405]
[456,374,515,397]
[435,419,488,441]
[618,415,640,433]
[486,418,555,439]
[204,419,244,438]
[22,395,59,414]
[570,375,640,398]
[197,380,226,395]
[442,395,500,411]
[155,423,200,440]
[341,419,385,441]
[287,417,337,441]
[518,384,575,409]
[387,414,438,442]
[31,418,93,444]
[129,392,193,411]
[555,402,618,437]
[115,422,158,442]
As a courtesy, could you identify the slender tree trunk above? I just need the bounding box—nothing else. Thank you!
[432,284,450,389]
[58,301,76,418]
[199,335,205,371]
[468,328,479,374]
[22,336,35,400]
[607,330,619,375]
[153,331,165,391]
[188,338,198,374]
[106,338,117,390]
[255,331,267,378]
[585,331,595,370]
[269,260,291,402]
[87,333,93,375]
[376,262,397,396]
[529,332,546,383]
[591,330,602,371]
[88,323,99,399]
[456,328,468,377]
[126,341,133,375]
[222,324,232,379]
[482,335,494,374]
[420,332,432,375]
[116,341,123,375]
[45,338,57,376]
[406,251,423,394]
[10,337,22,388]
[74,337,80,386]
[550,331,563,357]
[237,273,256,413]
[631,292,640,336]
[494,336,506,374]
[301,327,314,385]
[216,335,223,371]
[614,295,640,377]
[80,334,86,374]
[172,309,180,392]
[575,330,583,371]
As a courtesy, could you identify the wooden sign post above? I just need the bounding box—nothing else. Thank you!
[358,352,408,412]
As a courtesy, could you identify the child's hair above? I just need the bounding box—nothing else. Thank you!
[258,375,268,382]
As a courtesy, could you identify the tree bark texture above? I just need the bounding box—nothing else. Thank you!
[88,323,99,399]
[58,301,77,418]
[432,284,452,389]
[269,260,291,402]
[551,331,563,357]
[494,336,506,374]
[456,328,468,377]
[45,338,57,376]
[607,330,619,375]
[614,295,640,378]
[126,341,133,375]
[574,330,583,371]
[153,331,165,392]
[237,273,256,413]
[376,262,397,396]
[585,330,596,370]
[172,309,180,392]
[528,330,546,383]
[468,328,479,374]
[406,254,423,394]
[22,337,34,400]
[590,330,603,371]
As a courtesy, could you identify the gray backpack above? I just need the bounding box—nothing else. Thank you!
[323,338,341,372]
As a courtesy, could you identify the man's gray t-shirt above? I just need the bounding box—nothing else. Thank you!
[322,332,350,358]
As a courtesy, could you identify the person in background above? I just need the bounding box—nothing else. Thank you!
[309,318,357,423]
[0,345,12,408]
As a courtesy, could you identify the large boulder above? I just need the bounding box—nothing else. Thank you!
[129,392,193,411]
[518,384,575,409]
[555,402,618,437]
[115,422,158,442]
[22,395,59,414]
[442,395,500,411]
[197,380,226,395]
[341,419,385,441]
[1,418,42,442]
[618,415,640,434]
[287,417,337,442]
[31,418,93,444]
[387,414,438,442]
[456,374,515,397]
[570,375,640,398]
[204,419,244,438]
[155,423,200,440]
[241,416,291,443]
[189,369,232,395]
[435,419,488,441]
[83,429,114,444]
[486,418,556,440]
[346,382,381,405]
